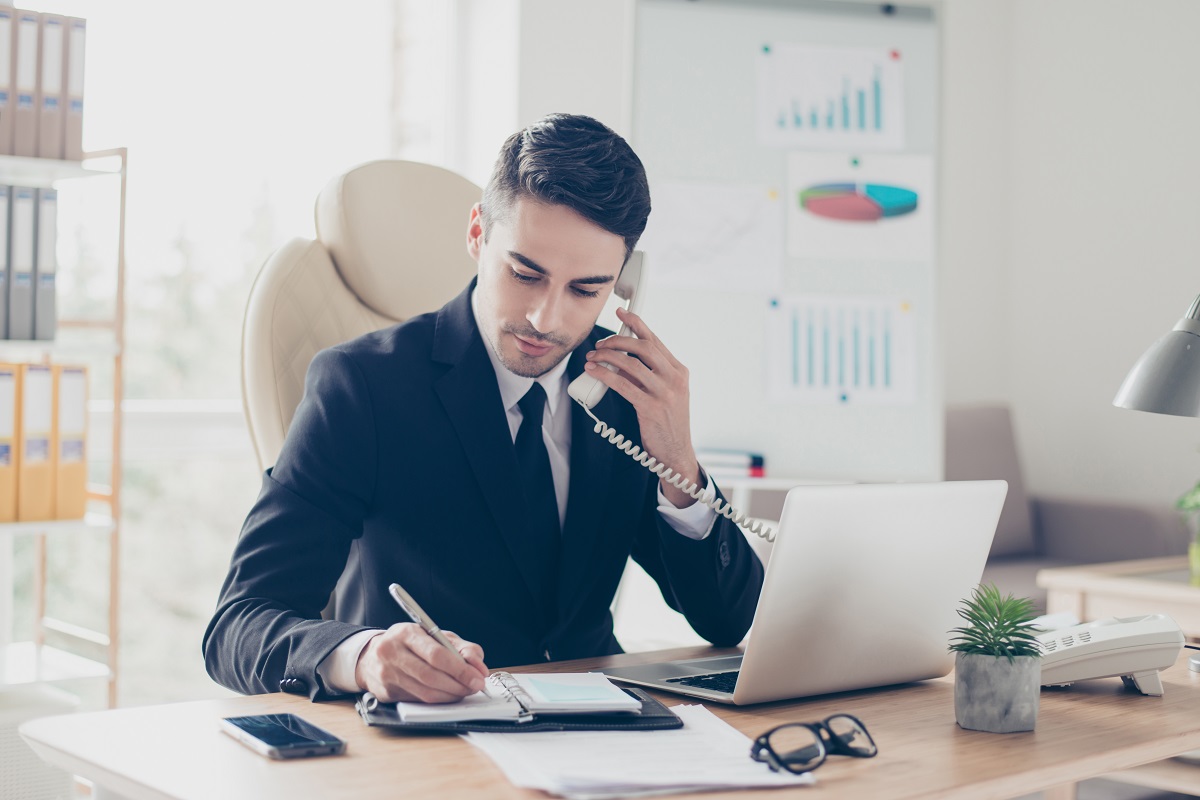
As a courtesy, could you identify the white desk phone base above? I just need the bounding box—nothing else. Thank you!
[1036,614,1185,696]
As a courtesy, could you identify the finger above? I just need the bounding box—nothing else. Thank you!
[583,361,649,406]
[600,323,683,373]
[587,349,660,394]
[443,632,490,677]
[409,633,488,693]
[615,306,658,343]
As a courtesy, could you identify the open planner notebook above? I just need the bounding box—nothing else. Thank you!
[356,672,683,733]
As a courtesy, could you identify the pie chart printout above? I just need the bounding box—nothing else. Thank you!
[799,183,918,222]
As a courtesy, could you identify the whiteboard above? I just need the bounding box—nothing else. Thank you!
[630,0,941,482]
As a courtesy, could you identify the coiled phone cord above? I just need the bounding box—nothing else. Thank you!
[581,405,776,543]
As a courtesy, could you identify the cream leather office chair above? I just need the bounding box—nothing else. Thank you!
[241,160,481,471]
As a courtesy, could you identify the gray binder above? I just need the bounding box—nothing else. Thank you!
[8,186,33,339]
[0,186,9,338]
[33,187,54,340]
[0,8,15,155]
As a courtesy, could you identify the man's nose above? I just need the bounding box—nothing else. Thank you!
[527,291,563,334]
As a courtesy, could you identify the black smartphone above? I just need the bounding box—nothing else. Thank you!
[220,713,346,759]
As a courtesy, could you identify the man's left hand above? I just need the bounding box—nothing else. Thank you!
[584,306,701,508]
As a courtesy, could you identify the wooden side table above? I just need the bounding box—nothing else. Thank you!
[1037,556,1200,797]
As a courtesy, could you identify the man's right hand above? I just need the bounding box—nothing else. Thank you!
[354,623,489,703]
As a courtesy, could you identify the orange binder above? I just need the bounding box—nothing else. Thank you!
[16,362,52,520]
[0,363,17,522]
[52,364,85,519]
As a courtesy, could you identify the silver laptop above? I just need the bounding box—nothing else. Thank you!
[601,480,1008,705]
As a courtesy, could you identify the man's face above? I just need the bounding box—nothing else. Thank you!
[467,197,626,378]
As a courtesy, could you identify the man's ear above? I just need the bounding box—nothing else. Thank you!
[466,203,484,262]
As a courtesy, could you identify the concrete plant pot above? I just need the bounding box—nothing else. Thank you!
[954,652,1040,733]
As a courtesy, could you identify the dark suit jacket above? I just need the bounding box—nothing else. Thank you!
[203,280,764,699]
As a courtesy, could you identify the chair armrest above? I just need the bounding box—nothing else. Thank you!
[1032,496,1188,563]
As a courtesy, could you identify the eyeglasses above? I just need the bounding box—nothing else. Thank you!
[750,714,878,775]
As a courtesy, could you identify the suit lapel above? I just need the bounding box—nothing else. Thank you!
[432,283,549,613]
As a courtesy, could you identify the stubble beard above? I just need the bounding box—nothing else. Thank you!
[493,323,590,379]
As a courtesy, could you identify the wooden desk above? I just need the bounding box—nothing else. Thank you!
[20,646,1200,800]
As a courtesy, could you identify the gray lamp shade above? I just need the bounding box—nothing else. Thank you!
[1113,294,1200,417]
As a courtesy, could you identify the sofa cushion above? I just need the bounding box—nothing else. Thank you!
[945,405,1037,558]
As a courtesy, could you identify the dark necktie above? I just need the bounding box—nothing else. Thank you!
[514,383,562,618]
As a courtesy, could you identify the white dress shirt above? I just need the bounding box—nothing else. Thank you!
[316,291,718,693]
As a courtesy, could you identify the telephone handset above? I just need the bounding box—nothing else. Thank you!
[567,251,648,410]
[567,252,774,542]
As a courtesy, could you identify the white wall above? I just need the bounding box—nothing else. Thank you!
[939,0,1013,405]
[504,0,1200,509]
[1002,0,1200,506]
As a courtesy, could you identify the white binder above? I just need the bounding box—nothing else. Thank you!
[63,17,84,161]
[11,10,36,157]
[0,7,15,155]
[35,13,64,159]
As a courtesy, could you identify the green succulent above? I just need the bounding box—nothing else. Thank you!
[948,583,1041,662]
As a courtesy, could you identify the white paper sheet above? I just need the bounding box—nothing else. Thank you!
[465,704,814,799]
[636,181,783,291]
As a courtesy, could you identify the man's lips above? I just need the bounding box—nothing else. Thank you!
[513,334,554,356]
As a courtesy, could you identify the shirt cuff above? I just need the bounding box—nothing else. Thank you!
[315,628,384,695]
[656,472,719,541]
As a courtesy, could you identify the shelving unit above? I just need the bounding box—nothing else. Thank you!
[0,148,126,709]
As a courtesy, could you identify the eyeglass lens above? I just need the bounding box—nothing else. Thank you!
[764,725,825,772]
[825,715,877,757]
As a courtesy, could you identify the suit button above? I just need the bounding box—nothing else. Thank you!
[280,678,308,695]
[719,540,731,568]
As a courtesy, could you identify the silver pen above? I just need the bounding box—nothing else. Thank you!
[388,582,468,665]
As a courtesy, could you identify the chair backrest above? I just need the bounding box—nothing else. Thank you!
[944,404,1037,558]
[241,160,481,471]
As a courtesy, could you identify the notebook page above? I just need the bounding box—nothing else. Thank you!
[392,675,521,722]
[511,672,641,713]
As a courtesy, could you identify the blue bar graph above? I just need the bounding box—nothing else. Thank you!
[759,44,904,148]
[772,296,913,405]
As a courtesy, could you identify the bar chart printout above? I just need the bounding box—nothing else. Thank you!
[766,294,917,405]
[756,43,905,150]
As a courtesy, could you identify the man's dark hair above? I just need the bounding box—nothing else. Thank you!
[479,113,651,260]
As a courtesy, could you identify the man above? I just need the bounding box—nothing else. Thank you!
[203,114,764,703]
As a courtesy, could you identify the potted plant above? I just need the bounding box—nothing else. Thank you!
[949,583,1042,733]
[1175,480,1200,586]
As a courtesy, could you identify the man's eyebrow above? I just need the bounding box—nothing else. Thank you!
[508,251,616,286]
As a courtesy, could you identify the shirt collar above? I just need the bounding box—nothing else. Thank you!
[471,287,571,418]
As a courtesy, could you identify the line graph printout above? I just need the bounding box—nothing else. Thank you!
[756,43,905,150]
[637,181,783,290]
[766,294,917,406]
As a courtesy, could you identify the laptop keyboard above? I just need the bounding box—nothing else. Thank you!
[666,670,739,694]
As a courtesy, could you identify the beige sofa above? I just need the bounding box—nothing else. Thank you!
[945,405,1189,611]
